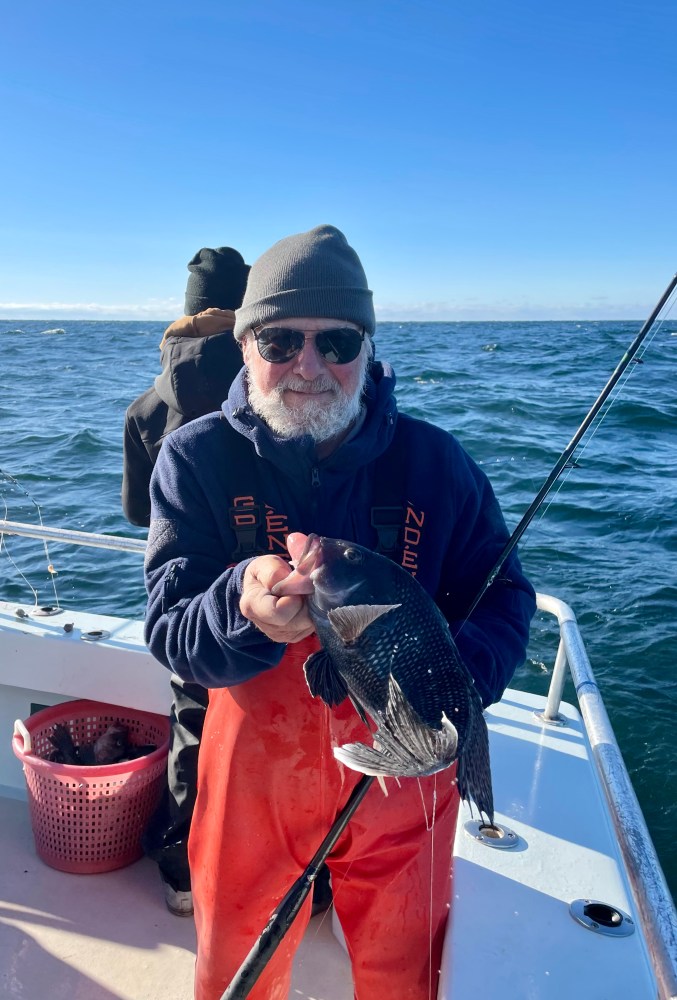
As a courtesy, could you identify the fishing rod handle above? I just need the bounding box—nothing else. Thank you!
[219,880,314,1000]
[219,774,374,1000]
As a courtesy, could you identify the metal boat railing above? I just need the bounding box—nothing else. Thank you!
[2,518,676,998]
[537,592,677,1000]
[0,519,147,553]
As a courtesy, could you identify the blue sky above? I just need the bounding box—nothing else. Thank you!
[0,0,674,321]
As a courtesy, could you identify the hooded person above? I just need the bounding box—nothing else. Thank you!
[122,246,250,527]
[121,246,249,917]
[144,224,535,997]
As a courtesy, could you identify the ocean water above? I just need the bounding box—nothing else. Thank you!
[1,317,676,900]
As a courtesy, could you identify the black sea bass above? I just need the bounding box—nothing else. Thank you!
[274,533,494,822]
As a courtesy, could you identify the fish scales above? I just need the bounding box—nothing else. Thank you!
[280,534,494,822]
[315,567,473,733]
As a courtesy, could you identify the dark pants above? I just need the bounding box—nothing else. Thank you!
[142,675,208,892]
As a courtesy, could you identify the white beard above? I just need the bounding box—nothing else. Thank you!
[247,350,369,443]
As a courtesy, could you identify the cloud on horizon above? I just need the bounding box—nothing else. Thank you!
[0,296,650,322]
[0,298,184,320]
[375,297,648,321]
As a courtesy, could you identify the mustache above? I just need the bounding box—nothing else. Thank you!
[275,374,339,395]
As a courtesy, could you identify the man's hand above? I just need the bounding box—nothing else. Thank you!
[159,308,236,348]
[240,555,315,644]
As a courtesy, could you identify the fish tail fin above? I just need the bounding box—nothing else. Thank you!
[333,675,458,778]
[456,699,494,825]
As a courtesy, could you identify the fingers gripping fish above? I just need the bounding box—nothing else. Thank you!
[273,532,322,596]
[274,533,494,823]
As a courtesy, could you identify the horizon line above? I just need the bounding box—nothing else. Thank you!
[0,315,647,324]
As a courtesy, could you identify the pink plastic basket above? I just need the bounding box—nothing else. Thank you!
[12,699,170,874]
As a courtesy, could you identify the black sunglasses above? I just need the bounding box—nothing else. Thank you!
[252,326,365,365]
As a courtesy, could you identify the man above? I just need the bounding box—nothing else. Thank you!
[123,245,249,916]
[145,225,535,998]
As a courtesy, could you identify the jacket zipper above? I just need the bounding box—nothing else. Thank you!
[162,562,179,614]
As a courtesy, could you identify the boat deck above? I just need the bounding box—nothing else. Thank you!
[1,691,658,1000]
[444,692,655,998]
[0,600,665,998]
[0,795,352,1000]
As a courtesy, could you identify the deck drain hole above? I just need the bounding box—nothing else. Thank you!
[570,899,634,937]
[80,630,110,642]
[479,824,503,839]
[464,820,519,850]
[585,903,622,927]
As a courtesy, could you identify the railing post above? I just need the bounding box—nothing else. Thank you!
[541,637,568,721]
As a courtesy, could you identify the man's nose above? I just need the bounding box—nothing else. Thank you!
[292,337,326,378]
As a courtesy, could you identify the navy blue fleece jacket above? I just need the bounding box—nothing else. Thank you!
[144,362,535,707]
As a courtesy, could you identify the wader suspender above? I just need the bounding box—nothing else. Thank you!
[221,415,408,564]
[370,419,407,560]
[221,417,269,561]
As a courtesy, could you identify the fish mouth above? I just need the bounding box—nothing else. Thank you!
[270,533,324,599]
[275,534,364,609]
[294,533,323,575]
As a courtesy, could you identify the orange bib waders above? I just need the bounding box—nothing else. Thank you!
[190,637,460,1000]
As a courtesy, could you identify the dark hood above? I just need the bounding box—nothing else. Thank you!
[155,332,244,419]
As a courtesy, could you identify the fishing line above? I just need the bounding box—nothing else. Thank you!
[477,290,676,563]
[527,296,676,534]
[0,495,40,605]
[456,272,677,626]
[0,467,61,608]
[417,776,432,829]
[427,775,438,1000]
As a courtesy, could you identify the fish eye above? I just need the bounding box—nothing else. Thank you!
[343,547,362,564]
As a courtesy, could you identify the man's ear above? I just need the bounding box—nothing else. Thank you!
[240,332,252,363]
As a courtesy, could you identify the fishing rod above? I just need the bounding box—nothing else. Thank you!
[220,270,677,1000]
[465,270,677,619]
[220,773,374,1000]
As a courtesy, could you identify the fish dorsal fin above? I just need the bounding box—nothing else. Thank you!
[327,604,401,644]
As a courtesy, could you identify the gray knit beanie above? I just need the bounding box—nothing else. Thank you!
[184,246,250,315]
[233,225,375,341]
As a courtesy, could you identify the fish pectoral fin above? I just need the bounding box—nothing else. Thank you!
[327,603,401,644]
[303,650,349,707]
